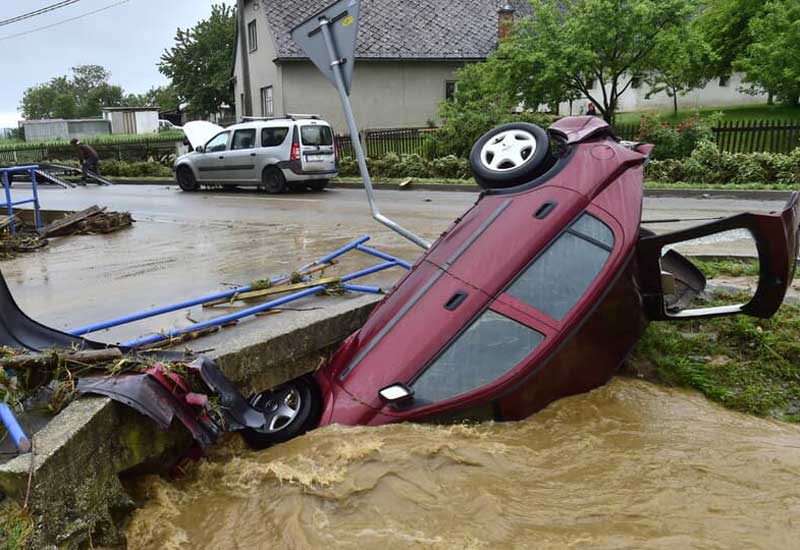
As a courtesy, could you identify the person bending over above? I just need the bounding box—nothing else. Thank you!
[70,139,100,183]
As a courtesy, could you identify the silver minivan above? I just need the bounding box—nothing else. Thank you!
[175,115,338,193]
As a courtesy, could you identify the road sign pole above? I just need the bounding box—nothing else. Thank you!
[317,18,431,250]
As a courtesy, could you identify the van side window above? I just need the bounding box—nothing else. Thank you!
[411,310,544,404]
[206,132,230,153]
[507,214,614,320]
[261,127,289,147]
[231,129,256,150]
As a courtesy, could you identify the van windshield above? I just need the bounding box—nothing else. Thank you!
[301,125,333,146]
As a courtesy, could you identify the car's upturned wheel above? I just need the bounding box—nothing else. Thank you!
[262,167,287,194]
[469,122,551,190]
[241,376,321,450]
[177,167,199,192]
[307,179,329,192]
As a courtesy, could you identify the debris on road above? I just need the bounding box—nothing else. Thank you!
[39,205,133,238]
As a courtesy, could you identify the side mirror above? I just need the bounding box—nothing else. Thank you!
[379,383,415,406]
[195,146,205,154]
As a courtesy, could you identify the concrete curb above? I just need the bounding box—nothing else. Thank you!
[110,179,794,201]
[0,293,381,549]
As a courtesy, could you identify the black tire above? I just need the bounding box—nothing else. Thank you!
[241,376,321,450]
[177,166,199,192]
[262,166,287,194]
[307,179,329,192]
[469,122,551,190]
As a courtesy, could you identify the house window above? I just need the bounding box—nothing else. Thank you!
[410,310,544,404]
[719,75,730,87]
[260,86,274,117]
[586,78,596,90]
[506,214,614,321]
[248,20,258,52]
[631,76,642,89]
[445,81,459,101]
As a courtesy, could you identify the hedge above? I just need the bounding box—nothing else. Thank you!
[648,141,800,185]
[338,153,472,180]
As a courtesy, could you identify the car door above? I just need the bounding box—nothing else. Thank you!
[225,129,259,183]
[195,131,230,182]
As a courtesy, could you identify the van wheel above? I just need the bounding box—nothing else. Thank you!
[307,179,329,192]
[177,167,199,192]
[469,123,551,190]
[241,376,321,449]
[262,167,287,194]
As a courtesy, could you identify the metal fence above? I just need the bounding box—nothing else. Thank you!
[335,128,431,159]
[614,119,800,154]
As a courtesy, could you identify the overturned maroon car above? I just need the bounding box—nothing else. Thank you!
[239,116,800,448]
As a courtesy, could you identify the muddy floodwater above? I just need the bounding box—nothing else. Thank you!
[126,379,800,549]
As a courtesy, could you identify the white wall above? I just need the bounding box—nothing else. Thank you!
[134,111,158,134]
[561,73,768,116]
[281,60,464,132]
[234,0,282,121]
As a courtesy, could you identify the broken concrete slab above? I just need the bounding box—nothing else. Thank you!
[0,293,381,549]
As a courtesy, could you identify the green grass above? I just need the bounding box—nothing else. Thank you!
[690,257,762,278]
[627,292,800,421]
[616,103,800,126]
[0,501,34,550]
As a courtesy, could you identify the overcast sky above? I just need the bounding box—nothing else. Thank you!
[0,0,233,127]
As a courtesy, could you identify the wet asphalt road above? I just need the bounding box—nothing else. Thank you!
[2,184,785,344]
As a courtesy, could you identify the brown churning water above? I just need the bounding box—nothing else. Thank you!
[126,379,800,549]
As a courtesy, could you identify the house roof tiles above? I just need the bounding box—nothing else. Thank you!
[261,0,532,61]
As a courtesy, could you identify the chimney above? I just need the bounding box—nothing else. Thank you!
[498,3,515,42]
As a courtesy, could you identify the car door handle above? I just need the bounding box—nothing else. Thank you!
[250,153,256,157]
[218,156,225,160]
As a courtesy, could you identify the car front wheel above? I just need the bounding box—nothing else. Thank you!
[177,167,199,192]
[469,122,552,190]
[241,376,322,449]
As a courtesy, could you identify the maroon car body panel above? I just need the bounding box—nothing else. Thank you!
[316,117,652,427]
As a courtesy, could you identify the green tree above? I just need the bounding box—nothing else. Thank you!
[696,0,767,79]
[20,65,124,119]
[734,0,800,105]
[446,0,700,124]
[159,3,235,116]
[645,25,715,114]
[124,85,181,111]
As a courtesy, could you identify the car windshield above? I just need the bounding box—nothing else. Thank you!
[300,125,333,146]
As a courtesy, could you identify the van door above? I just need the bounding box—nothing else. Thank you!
[225,129,259,183]
[298,122,336,173]
[195,131,230,182]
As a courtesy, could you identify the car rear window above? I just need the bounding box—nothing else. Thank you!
[231,129,256,150]
[262,127,289,147]
[506,214,614,320]
[300,125,333,146]
[411,310,544,404]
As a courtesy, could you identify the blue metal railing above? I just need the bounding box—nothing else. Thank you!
[0,165,43,234]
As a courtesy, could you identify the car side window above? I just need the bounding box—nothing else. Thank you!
[231,129,256,150]
[262,127,289,147]
[206,132,230,153]
[411,310,544,404]
[507,214,614,320]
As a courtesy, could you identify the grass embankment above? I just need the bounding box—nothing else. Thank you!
[0,501,34,550]
[628,282,800,422]
[616,103,800,126]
